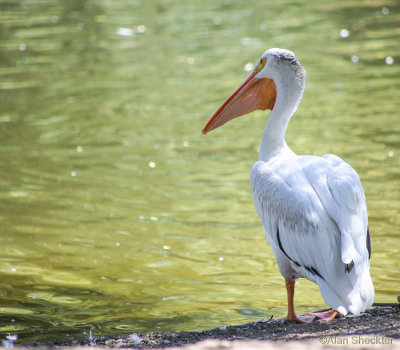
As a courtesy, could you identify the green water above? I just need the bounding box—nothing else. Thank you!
[0,0,399,344]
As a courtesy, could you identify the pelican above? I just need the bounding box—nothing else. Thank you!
[202,48,374,322]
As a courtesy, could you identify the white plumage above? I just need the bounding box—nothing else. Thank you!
[251,153,374,316]
[203,48,374,321]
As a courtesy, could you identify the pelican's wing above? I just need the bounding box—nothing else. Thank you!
[250,159,338,282]
[302,154,370,266]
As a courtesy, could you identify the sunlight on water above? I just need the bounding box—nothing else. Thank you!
[0,0,399,344]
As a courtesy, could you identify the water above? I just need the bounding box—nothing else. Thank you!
[0,0,399,344]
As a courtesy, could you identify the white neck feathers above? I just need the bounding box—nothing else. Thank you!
[259,65,305,161]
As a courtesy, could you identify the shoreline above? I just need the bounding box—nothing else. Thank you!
[42,304,399,349]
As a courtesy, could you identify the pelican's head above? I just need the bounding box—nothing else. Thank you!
[202,48,305,135]
[257,48,305,93]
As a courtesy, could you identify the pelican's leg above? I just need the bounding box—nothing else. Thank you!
[308,309,341,321]
[279,279,315,323]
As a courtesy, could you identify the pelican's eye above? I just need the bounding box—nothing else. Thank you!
[256,57,267,72]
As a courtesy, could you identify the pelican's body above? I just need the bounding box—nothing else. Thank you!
[203,48,374,322]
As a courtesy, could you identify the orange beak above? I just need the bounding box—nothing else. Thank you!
[202,71,276,135]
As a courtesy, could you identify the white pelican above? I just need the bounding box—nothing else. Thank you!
[202,48,374,322]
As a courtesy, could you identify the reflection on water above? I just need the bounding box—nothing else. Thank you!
[0,0,399,344]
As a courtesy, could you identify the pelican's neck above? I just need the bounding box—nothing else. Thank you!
[259,71,305,162]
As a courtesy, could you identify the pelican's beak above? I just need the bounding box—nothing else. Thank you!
[202,69,276,135]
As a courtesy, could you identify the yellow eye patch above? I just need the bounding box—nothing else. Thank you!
[255,57,267,72]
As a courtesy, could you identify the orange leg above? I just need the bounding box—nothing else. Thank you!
[280,279,315,323]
